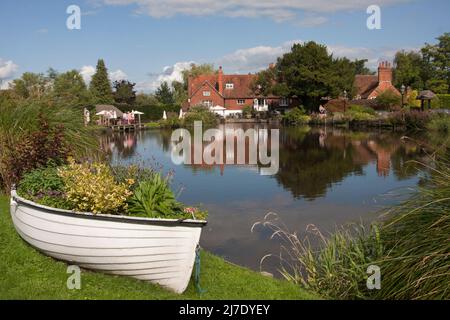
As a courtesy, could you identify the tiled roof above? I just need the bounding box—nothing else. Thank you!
[188,73,258,99]
[353,75,378,99]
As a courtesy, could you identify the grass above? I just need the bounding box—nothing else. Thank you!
[263,157,450,300]
[0,195,316,300]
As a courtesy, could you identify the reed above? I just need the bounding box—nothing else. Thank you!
[257,157,450,300]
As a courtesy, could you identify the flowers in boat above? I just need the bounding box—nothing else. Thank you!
[16,159,207,220]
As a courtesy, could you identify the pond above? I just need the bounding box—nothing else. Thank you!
[101,124,431,276]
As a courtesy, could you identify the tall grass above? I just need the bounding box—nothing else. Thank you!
[0,97,97,191]
[257,157,449,300]
[375,159,450,299]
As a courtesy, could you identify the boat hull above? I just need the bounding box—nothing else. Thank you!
[10,191,206,294]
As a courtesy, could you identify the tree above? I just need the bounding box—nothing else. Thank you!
[53,70,91,107]
[11,72,50,99]
[421,33,450,93]
[393,51,424,89]
[113,80,136,105]
[135,93,159,106]
[172,80,187,106]
[90,59,113,104]
[267,41,368,109]
[354,59,375,75]
[155,81,175,106]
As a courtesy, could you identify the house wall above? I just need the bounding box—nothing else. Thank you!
[189,83,224,107]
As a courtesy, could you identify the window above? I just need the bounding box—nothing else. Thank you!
[225,83,234,89]
[280,97,288,106]
[202,100,213,107]
[203,91,211,97]
[237,99,245,105]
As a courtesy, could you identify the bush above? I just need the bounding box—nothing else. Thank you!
[17,164,71,209]
[436,94,450,109]
[183,106,218,127]
[346,105,376,121]
[376,91,401,110]
[282,106,311,125]
[0,100,95,192]
[388,110,431,129]
[427,114,450,132]
[58,159,133,214]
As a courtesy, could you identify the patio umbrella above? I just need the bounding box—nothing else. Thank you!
[163,110,167,120]
[179,109,184,119]
[131,110,144,125]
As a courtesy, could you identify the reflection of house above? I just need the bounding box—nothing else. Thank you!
[185,66,296,116]
[354,61,401,100]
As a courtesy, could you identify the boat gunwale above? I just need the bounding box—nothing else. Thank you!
[11,190,207,228]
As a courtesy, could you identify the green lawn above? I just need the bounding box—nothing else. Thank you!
[0,195,317,300]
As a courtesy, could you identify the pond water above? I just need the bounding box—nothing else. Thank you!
[101,124,429,276]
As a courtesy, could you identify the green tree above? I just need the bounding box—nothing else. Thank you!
[53,70,91,107]
[155,81,175,106]
[113,80,136,105]
[12,72,50,99]
[421,33,450,93]
[273,42,368,109]
[393,50,424,89]
[172,80,187,106]
[90,59,113,104]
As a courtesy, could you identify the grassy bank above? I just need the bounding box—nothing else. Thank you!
[0,195,316,300]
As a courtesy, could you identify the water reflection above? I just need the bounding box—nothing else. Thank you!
[100,125,433,275]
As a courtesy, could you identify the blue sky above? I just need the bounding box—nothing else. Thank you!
[0,0,449,91]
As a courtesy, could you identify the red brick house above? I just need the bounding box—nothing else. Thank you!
[185,66,295,117]
[353,61,401,100]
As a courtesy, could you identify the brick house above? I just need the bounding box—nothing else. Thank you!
[185,66,296,117]
[353,61,401,100]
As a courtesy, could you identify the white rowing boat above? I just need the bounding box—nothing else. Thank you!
[10,190,206,294]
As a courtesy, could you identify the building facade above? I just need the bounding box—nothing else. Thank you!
[185,66,295,116]
[353,61,401,100]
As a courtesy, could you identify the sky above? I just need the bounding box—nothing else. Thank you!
[0,0,449,92]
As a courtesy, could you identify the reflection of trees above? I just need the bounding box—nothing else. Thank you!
[275,128,429,200]
[276,129,365,200]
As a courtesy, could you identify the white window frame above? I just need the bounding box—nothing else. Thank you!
[237,99,245,105]
[203,91,211,97]
[225,83,234,90]
[202,100,213,107]
[280,97,288,106]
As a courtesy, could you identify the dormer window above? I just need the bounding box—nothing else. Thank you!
[203,91,211,97]
[225,83,234,90]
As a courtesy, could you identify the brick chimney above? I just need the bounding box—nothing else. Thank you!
[378,61,393,84]
[218,66,223,95]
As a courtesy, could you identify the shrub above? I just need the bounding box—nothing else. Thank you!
[282,106,311,125]
[0,100,95,192]
[127,173,183,218]
[427,114,450,132]
[183,106,218,127]
[58,159,133,214]
[17,164,72,209]
[376,91,401,110]
[345,105,376,121]
[436,94,450,109]
[388,110,431,129]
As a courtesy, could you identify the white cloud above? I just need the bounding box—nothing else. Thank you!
[217,40,411,73]
[110,69,128,82]
[80,65,128,84]
[0,79,13,90]
[80,65,96,83]
[136,61,193,92]
[99,0,412,24]
[0,58,19,80]
[218,40,301,72]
